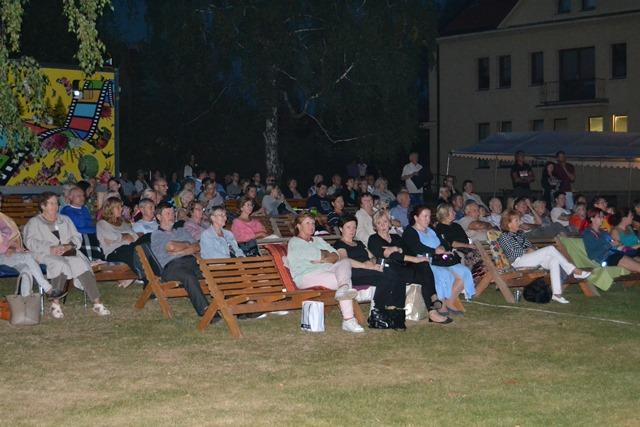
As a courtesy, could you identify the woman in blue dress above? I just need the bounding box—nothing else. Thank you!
[403,205,475,315]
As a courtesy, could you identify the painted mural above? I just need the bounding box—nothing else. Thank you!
[0,66,117,186]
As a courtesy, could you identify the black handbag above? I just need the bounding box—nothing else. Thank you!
[431,252,461,267]
[368,307,406,330]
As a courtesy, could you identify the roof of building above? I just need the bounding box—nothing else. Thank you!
[441,0,520,37]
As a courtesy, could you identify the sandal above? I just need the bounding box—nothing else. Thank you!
[92,304,111,316]
[46,288,68,300]
[50,302,64,319]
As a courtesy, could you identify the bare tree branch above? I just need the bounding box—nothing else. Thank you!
[184,86,228,125]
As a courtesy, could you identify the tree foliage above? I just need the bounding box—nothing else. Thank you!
[0,0,110,149]
[207,0,437,179]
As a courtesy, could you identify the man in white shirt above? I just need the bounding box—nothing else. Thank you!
[401,152,424,206]
[133,198,159,235]
[550,192,571,227]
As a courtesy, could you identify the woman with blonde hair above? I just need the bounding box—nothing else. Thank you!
[24,192,110,318]
[367,210,451,324]
[96,196,143,286]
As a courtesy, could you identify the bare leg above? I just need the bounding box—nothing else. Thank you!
[618,256,640,273]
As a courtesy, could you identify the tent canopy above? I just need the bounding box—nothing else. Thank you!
[450,131,640,168]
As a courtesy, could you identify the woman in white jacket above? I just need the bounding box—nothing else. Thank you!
[23,192,110,319]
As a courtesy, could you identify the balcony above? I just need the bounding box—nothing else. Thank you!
[538,78,608,108]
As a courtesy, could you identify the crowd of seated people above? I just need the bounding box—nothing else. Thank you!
[3,158,640,331]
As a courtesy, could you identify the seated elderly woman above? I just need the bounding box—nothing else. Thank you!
[183,201,207,241]
[0,211,63,298]
[231,197,267,256]
[371,177,395,206]
[403,205,475,316]
[583,208,640,273]
[261,185,296,216]
[23,192,111,319]
[367,210,451,324]
[200,205,245,259]
[96,196,143,286]
[199,182,224,211]
[499,209,590,304]
[287,213,364,333]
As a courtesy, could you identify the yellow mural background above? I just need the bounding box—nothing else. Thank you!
[11,66,117,185]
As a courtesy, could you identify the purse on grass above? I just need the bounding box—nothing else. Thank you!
[6,272,41,326]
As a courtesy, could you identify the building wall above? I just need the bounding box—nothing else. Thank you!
[433,8,640,194]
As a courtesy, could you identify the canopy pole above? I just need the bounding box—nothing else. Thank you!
[445,153,451,177]
[493,156,499,198]
[627,162,632,207]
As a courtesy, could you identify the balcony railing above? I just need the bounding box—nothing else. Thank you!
[539,78,607,106]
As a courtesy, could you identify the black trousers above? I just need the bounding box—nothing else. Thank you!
[351,268,405,308]
[386,262,437,310]
[161,256,207,316]
[106,243,144,279]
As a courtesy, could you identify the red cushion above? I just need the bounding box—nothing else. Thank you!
[264,243,331,292]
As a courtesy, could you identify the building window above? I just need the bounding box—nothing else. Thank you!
[554,118,568,131]
[498,55,511,88]
[613,115,628,133]
[559,47,595,101]
[530,52,544,86]
[612,43,627,79]
[531,119,544,131]
[558,0,571,13]
[582,0,596,11]
[588,116,603,132]
[499,121,512,133]
[478,57,490,90]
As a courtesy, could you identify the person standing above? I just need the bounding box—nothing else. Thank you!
[401,152,424,206]
[554,151,576,209]
[510,151,535,198]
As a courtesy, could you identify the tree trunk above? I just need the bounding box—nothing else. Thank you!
[263,104,281,179]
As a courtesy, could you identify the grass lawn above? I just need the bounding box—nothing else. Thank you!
[1,279,639,426]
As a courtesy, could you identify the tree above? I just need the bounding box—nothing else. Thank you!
[0,0,111,149]
[52,96,67,126]
[209,0,437,179]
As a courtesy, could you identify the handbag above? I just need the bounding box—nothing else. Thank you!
[300,300,325,332]
[431,252,461,267]
[368,307,406,330]
[6,272,41,326]
[62,248,77,257]
[404,284,427,321]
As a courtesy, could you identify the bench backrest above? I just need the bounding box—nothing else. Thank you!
[270,215,295,238]
[198,255,284,297]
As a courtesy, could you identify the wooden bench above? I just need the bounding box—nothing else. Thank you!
[1,201,40,227]
[286,198,307,209]
[93,262,138,282]
[196,255,359,337]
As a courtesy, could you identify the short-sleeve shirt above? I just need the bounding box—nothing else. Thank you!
[133,220,158,235]
[553,162,575,192]
[550,207,570,227]
[402,162,423,194]
[150,227,197,268]
[306,195,332,214]
[511,163,533,189]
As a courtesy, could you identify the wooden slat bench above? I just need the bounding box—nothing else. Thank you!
[196,255,352,337]
[286,198,307,209]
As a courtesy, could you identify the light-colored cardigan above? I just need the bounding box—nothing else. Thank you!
[23,214,91,279]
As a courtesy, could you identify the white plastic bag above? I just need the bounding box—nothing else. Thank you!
[300,300,325,332]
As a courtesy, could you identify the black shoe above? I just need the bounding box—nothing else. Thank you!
[429,316,453,324]
[46,288,68,300]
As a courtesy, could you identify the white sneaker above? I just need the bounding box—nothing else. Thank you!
[552,295,570,304]
[334,285,358,301]
[573,270,592,280]
[50,302,64,319]
[342,318,364,333]
[92,304,111,316]
[269,311,289,316]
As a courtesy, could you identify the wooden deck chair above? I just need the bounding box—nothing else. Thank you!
[196,255,333,337]
[474,230,547,303]
[263,243,366,323]
[133,244,208,319]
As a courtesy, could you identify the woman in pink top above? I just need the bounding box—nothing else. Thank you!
[231,198,267,256]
